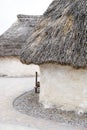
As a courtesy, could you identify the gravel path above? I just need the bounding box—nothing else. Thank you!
[13,90,87,128]
[0,77,86,130]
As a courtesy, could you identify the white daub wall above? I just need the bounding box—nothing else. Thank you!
[0,57,39,77]
[40,64,87,112]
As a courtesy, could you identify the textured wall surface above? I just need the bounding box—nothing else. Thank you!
[0,57,39,77]
[40,64,87,112]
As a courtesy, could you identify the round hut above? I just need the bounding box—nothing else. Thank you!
[20,0,87,112]
[0,14,40,77]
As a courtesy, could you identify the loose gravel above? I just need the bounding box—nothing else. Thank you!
[13,90,87,128]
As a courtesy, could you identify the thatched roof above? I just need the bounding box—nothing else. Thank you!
[0,14,41,57]
[20,0,86,68]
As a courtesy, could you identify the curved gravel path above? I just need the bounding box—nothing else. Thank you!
[0,77,86,130]
[13,90,87,128]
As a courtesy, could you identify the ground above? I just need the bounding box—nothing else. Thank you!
[0,77,86,130]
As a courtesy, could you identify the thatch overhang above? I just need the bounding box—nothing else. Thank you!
[20,0,87,68]
[0,14,41,57]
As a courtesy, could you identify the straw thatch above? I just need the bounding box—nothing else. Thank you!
[20,0,86,68]
[0,14,41,57]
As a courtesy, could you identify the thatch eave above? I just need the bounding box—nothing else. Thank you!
[20,0,87,68]
[0,14,41,57]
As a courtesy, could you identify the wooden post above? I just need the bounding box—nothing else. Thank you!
[35,72,40,93]
[35,72,38,93]
[35,72,38,87]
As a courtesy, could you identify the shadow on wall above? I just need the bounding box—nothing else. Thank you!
[0,57,40,77]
